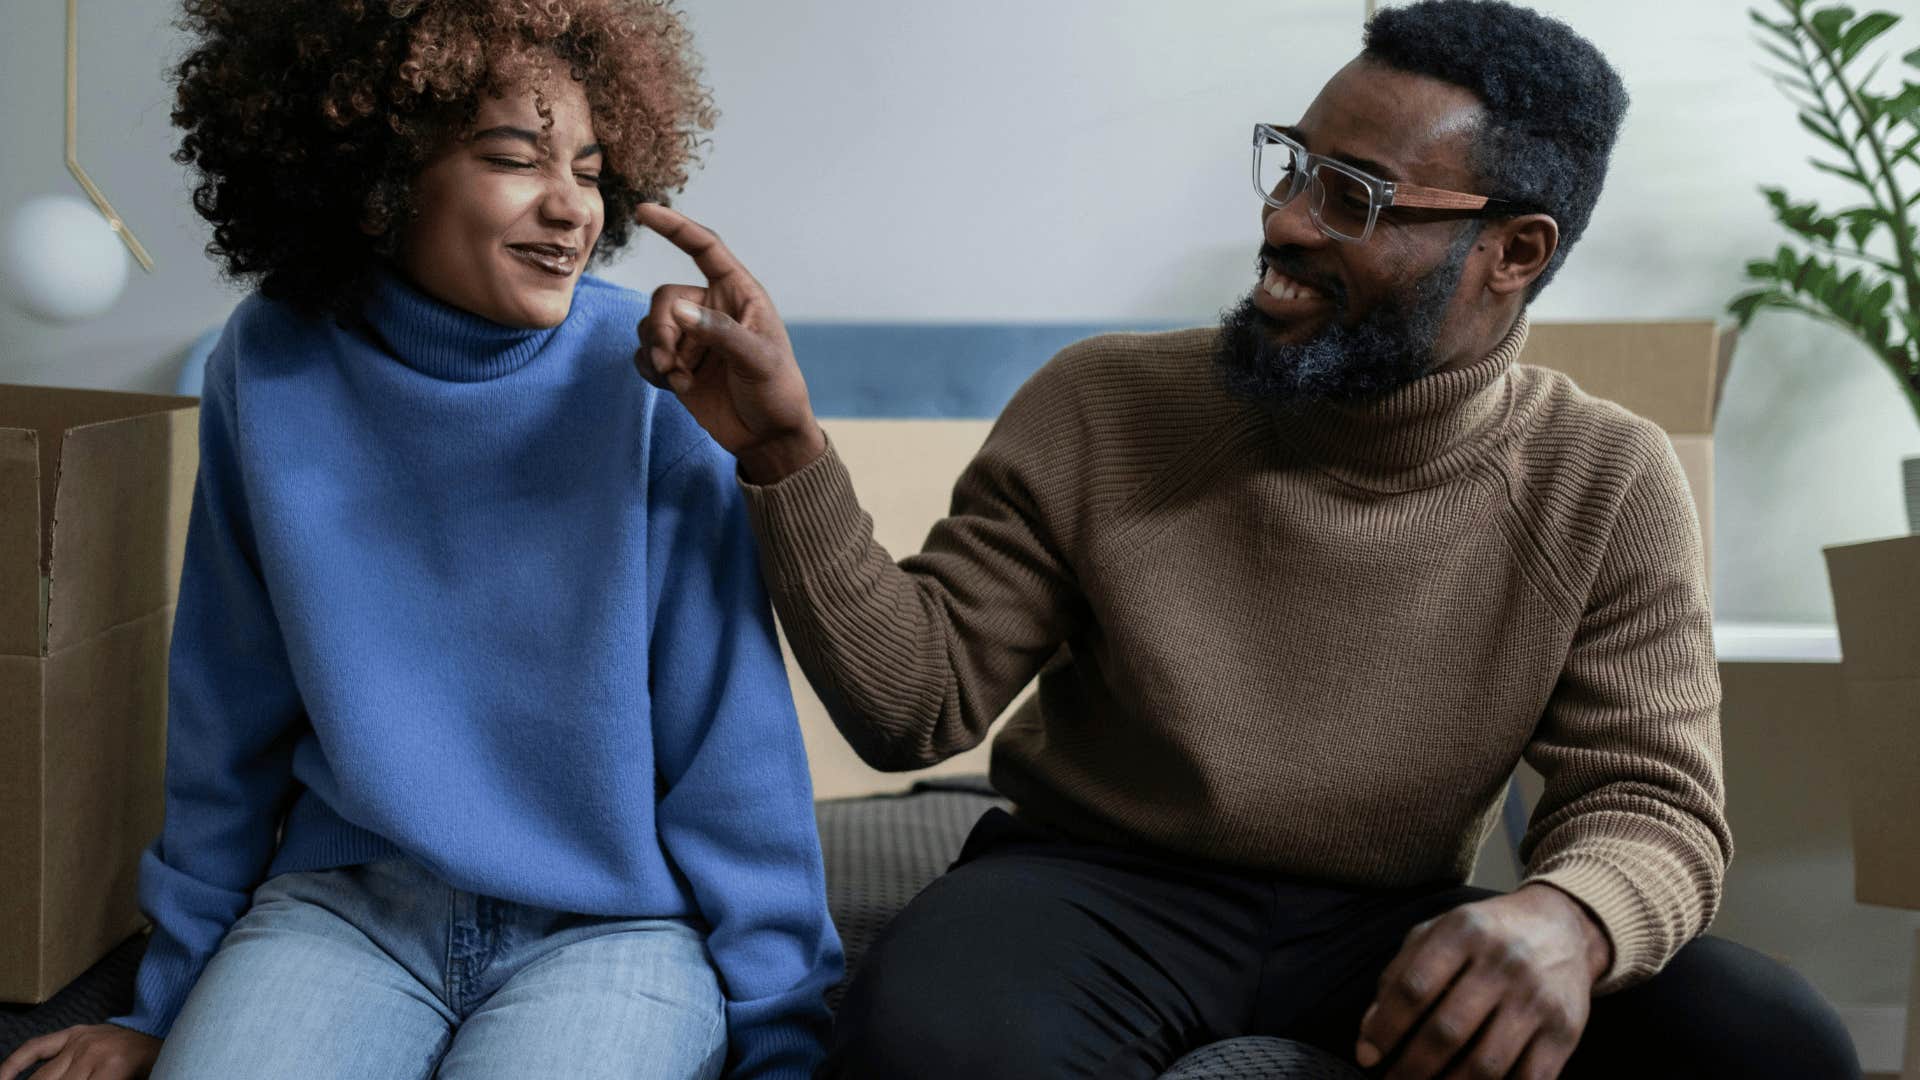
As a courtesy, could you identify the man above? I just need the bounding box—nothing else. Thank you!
[631,2,1859,1076]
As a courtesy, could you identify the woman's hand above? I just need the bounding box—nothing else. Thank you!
[0,1024,162,1080]
[632,203,827,484]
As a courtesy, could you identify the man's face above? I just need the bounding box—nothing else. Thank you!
[1217,58,1494,406]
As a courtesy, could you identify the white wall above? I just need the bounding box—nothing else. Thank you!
[3,0,1914,621]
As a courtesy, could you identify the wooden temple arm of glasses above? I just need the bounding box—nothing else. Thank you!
[1391,182,1496,211]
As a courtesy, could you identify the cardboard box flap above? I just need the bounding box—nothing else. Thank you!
[0,430,42,658]
[43,407,199,655]
[0,385,197,565]
[1823,534,1920,679]
[0,384,198,442]
[1521,322,1730,435]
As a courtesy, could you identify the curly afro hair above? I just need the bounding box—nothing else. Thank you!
[1363,0,1627,300]
[171,0,715,317]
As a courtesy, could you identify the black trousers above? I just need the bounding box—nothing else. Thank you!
[823,809,1860,1079]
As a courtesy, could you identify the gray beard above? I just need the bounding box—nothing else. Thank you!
[1213,228,1477,408]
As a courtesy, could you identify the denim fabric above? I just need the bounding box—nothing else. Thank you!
[149,859,725,1080]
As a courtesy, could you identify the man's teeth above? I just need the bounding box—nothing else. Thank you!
[1262,267,1322,302]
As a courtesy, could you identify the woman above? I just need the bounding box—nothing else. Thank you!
[0,2,839,1078]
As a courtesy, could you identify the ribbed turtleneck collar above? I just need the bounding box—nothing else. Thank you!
[1274,313,1529,491]
[360,266,562,382]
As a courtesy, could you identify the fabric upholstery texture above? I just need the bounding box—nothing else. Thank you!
[1161,1037,1366,1079]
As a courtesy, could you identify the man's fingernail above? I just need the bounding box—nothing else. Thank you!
[668,372,692,395]
[672,300,703,326]
[1355,1041,1380,1068]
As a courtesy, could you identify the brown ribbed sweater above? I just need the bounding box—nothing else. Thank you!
[741,314,1729,993]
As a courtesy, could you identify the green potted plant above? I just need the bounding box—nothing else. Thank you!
[1733,0,1920,531]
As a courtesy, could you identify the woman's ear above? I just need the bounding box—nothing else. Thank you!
[1484,213,1559,297]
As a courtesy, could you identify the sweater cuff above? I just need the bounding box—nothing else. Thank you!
[725,996,830,1080]
[106,933,203,1039]
[737,440,872,588]
[1523,856,1663,995]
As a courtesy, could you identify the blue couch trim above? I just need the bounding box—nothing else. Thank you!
[786,323,1183,419]
[175,320,1186,418]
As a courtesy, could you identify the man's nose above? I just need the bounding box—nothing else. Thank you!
[1262,189,1329,251]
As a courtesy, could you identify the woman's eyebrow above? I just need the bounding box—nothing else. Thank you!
[471,125,542,147]
[471,127,602,160]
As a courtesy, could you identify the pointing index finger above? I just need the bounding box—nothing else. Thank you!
[634,203,752,288]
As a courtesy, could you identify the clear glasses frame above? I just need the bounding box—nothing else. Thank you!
[1252,123,1533,243]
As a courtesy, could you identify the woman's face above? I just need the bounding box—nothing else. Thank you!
[397,77,606,329]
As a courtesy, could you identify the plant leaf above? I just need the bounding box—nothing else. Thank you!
[1765,186,1844,241]
[1884,82,1920,129]
[1728,288,1787,326]
[1808,157,1869,183]
[1772,76,1824,113]
[1837,206,1886,247]
[1831,269,1863,318]
[1903,46,1920,68]
[1777,245,1803,282]
[1864,277,1895,315]
[1837,12,1899,66]
[1799,112,1852,150]
[1808,6,1856,48]
[1751,9,1799,39]
[1758,39,1809,71]
[1867,311,1891,349]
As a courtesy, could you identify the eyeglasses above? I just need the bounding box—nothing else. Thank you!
[1252,123,1532,244]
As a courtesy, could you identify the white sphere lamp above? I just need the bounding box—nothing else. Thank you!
[2,194,130,324]
[1,0,156,324]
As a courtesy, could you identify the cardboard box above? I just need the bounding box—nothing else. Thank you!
[1520,321,1736,568]
[1823,534,1920,912]
[0,384,198,1004]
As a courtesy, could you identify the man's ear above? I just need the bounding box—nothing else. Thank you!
[1483,213,1559,297]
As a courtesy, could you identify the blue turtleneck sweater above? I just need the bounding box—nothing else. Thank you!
[110,271,841,1077]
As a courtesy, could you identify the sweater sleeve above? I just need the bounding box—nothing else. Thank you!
[1519,434,1732,995]
[737,364,1090,771]
[110,340,305,1037]
[648,434,842,1080]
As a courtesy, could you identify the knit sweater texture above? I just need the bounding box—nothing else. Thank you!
[742,313,1728,993]
[111,270,841,1078]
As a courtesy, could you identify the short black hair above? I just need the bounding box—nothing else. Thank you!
[1363,0,1628,300]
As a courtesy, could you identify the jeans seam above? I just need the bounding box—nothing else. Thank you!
[442,883,458,1013]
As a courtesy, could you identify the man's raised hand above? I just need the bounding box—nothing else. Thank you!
[632,204,827,484]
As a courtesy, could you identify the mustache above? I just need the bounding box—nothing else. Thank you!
[1256,246,1344,303]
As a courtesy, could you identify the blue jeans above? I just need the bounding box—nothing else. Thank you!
[150,859,726,1080]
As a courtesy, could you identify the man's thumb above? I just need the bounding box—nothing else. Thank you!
[670,299,709,330]
[669,300,775,377]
